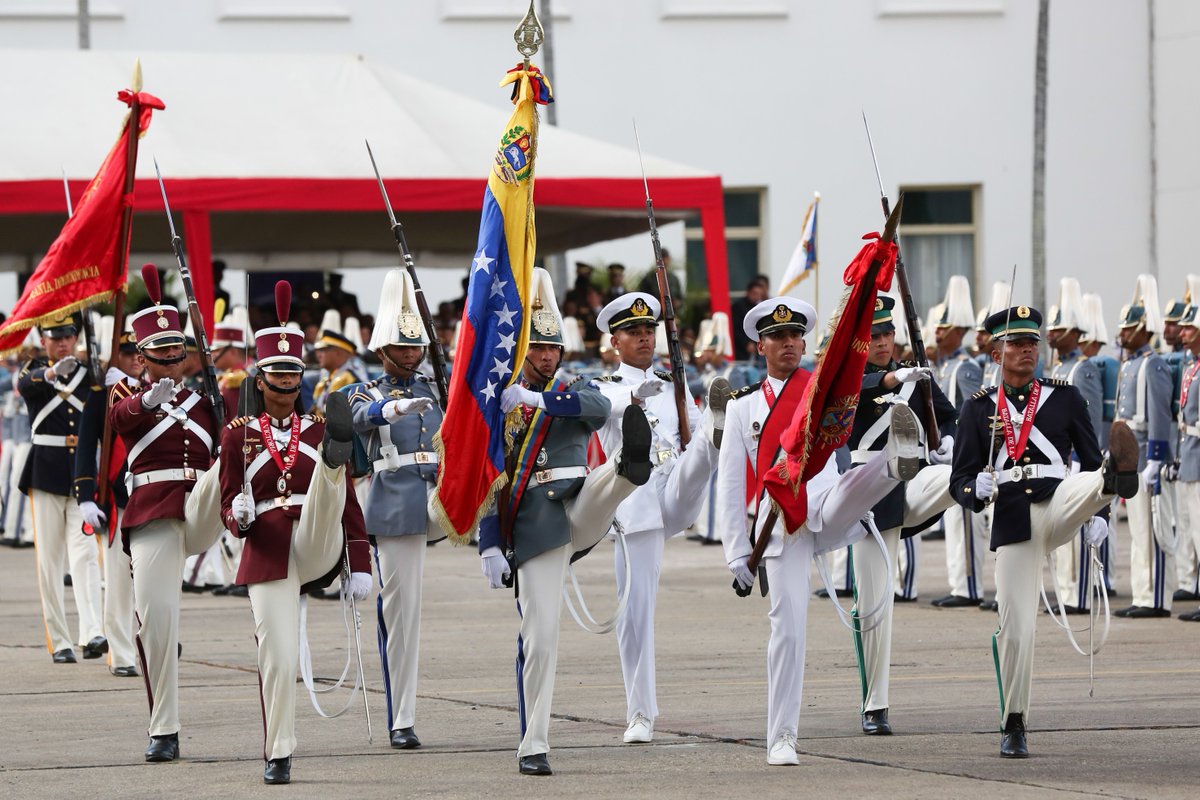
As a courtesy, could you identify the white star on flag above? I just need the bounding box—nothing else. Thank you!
[496,331,516,353]
[490,356,510,378]
[495,304,517,328]
[480,381,498,401]
[473,249,494,274]
[490,276,509,298]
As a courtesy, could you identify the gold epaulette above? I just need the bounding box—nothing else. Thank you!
[307,410,325,423]
[226,415,251,430]
[1041,377,1070,388]
[219,369,248,390]
[329,371,357,392]
[108,380,135,401]
[731,381,763,400]
[594,374,623,383]
[653,369,674,381]
[972,385,998,400]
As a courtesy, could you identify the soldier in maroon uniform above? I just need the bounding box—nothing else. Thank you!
[109,265,226,763]
[218,282,369,786]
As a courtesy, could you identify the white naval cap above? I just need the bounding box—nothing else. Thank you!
[597,291,661,334]
[742,296,817,342]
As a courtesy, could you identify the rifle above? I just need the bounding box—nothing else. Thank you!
[633,121,690,450]
[862,113,939,445]
[153,158,226,429]
[363,140,450,410]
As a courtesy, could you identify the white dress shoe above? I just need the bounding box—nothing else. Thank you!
[884,402,921,481]
[623,713,654,743]
[767,732,799,766]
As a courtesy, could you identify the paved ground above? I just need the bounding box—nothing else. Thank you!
[1,516,1197,799]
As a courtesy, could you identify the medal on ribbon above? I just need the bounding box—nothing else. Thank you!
[258,413,302,494]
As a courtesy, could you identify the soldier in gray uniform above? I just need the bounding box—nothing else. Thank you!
[1113,275,1177,618]
[476,269,653,776]
[1046,279,1107,614]
[1172,289,1200,618]
[2,346,35,547]
[932,276,986,607]
[348,269,441,750]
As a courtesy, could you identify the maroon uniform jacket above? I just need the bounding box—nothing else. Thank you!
[218,413,368,587]
[110,386,220,534]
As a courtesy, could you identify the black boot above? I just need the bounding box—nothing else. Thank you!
[617,405,653,486]
[1103,422,1139,499]
[145,733,179,763]
[264,756,291,784]
[862,708,892,735]
[1000,714,1028,758]
[321,392,354,468]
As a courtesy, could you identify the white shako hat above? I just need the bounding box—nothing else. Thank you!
[597,291,661,334]
[211,306,249,349]
[743,296,817,342]
[1079,294,1109,345]
[343,316,364,354]
[694,318,714,358]
[369,269,430,350]
[1119,274,1164,334]
[315,308,355,352]
[1047,278,1086,332]
[528,267,567,347]
[936,275,976,329]
[1179,276,1200,328]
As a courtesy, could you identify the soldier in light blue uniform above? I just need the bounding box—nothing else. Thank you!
[348,269,442,750]
[1113,275,1177,618]
[1046,279,1107,614]
[476,269,653,776]
[932,276,987,607]
[1175,298,1200,619]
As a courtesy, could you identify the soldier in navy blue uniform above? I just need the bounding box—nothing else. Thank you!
[348,269,442,751]
[950,305,1139,758]
[477,269,653,776]
[19,312,106,664]
[1046,279,1107,615]
[848,296,958,735]
[1113,275,1177,618]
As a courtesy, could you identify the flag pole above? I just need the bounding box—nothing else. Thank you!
[97,58,144,508]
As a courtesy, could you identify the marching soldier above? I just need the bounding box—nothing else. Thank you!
[19,311,106,664]
[950,304,1138,758]
[109,265,226,762]
[1046,279,1106,614]
[932,276,987,607]
[312,309,365,413]
[1173,284,1200,618]
[717,295,922,765]
[592,291,730,744]
[1113,275,1177,618]
[849,296,958,735]
[219,282,371,785]
[477,269,653,775]
[2,331,37,547]
[74,320,142,677]
[348,269,442,751]
[1081,293,1119,592]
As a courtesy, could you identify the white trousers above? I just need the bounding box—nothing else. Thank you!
[944,502,988,600]
[851,464,955,712]
[375,534,426,731]
[994,471,1109,723]
[516,544,571,757]
[103,515,137,670]
[1126,480,1176,610]
[1175,480,1200,594]
[130,519,187,736]
[4,442,32,542]
[828,546,853,592]
[613,438,718,723]
[30,489,103,652]
[250,459,347,761]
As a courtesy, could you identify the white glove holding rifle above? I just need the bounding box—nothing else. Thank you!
[729,556,755,592]
[975,470,995,502]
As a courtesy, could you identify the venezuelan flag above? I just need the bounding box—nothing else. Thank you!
[432,63,554,542]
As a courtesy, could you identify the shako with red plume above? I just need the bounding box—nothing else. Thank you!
[128,263,185,349]
[256,280,305,372]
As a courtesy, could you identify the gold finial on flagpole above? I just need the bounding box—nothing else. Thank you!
[514,0,544,67]
[131,57,143,92]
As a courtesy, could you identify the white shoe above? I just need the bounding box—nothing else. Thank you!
[623,713,653,743]
[885,402,921,481]
[767,732,799,766]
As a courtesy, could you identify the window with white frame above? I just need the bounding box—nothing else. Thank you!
[897,185,980,314]
[684,187,766,305]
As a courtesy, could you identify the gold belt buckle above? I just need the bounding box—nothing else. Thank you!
[183,467,196,481]
[535,469,552,484]
[280,495,291,510]
[64,434,78,447]
[414,451,433,464]
[1009,466,1025,482]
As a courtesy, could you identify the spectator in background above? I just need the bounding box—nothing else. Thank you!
[730,275,770,362]
[212,259,232,311]
[605,263,628,303]
[637,248,683,310]
[327,273,361,317]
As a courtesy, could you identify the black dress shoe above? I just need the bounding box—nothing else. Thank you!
[145,733,179,763]
[52,648,76,664]
[932,594,977,608]
[212,584,234,596]
[112,665,139,677]
[1172,589,1200,602]
[1177,608,1200,621]
[1000,714,1028,758]
[181,582,205,593]
[1104,422,1140,498]
[64,573,73,587]
[518,753,552,776]
[706,377,733,449]
[390,727,421,749]
[617,405,653,486]
[979,599,1000,612]
[862,708,892,735]
[321,392,354,468]
[894,594,918,603]
[1045,604,1086,616]
[229,584,249,598]
[264,756,291,784]
[1118,605,1171,619]
[82,636,109,659]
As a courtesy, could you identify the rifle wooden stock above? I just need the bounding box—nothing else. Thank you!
[389,224,450,411]
[645,198,690,451]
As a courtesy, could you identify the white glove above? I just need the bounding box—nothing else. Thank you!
[347,572,373,601]
[893,366,933,384]
[51,355,78,378]
[79,500,107,531]
[141,377,176,409]
[1083,516,1109,547]
[975,470,995,502]
[500,384,541,414]
[1142,460,1162,488]
[929,434,954,465]
[634,378,664,400]
[729,556,755,592]
[383,397,435,420]
[232,492,256,529]
[480,546,511,590]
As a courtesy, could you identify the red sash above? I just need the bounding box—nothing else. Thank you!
[996,381,1040,463]
[752,370,811,528]
[259,413,302,493]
